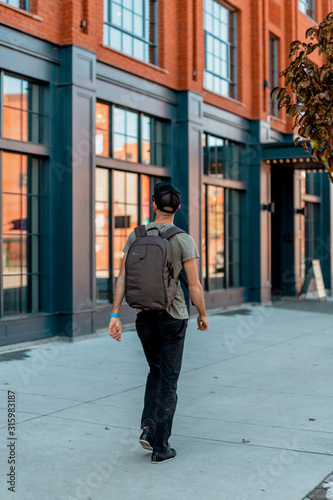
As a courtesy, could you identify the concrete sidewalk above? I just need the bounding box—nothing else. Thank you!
[1,302,333,500]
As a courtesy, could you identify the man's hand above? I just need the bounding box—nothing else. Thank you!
[108,317,122,342]
[197,314,209,331]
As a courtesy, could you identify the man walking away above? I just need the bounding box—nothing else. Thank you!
[108,182,209,464]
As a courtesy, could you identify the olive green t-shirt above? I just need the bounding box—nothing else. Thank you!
[122,222,200,319]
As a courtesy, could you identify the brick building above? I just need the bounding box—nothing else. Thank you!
[0,0,333,345]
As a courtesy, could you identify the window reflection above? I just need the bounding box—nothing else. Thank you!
[104,0,156,64]
[95,168,162,302]
[95,102,168,166]
[203,183,243,290]
[2,153,40,315]
[142,116,151,165]
[113,108,139,162]
[207,186,225,290]
[204,133,244,181]
[95,102,110,157]
[3,75,41,143]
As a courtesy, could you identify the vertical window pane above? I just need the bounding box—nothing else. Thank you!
[110,27,121,50]
[3,107,22,141]
[96,102,110,156]
[207,186,225,290]
[142,116,151,165]
[2,153,40,316]
[95,168,110,302]
[3,75,41,143]
[113,107,126,134]
[141,174,151,224]
[113,171,138,283]
[126,111,138,137]
[113,134,127,160]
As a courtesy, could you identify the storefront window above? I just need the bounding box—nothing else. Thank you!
[2,153,40,315]
[95,168,163,302]
[203,184,244,291]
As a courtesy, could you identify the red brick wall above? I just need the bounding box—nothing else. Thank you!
[1,0,331,133]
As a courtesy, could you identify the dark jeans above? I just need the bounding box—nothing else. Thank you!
[135,310,188,452]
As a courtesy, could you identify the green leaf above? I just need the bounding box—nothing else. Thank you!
[306,27,317,38]
[289,40,302,56]
[310,139,319,148]
[321,147,331,161]
[270,86,282,99]
[302,142,309,153]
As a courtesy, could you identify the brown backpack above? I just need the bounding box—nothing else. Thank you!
[125,225,185,311]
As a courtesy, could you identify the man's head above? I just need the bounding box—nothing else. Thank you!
[152,182,181,215]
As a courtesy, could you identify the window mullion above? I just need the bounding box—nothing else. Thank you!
[109,169,113,303]
[109,104,113,158]
[204,184,210,292]
[138,173,142,226]
[225,188,229,289]
[151,117,155,166]
[138,113,142,164]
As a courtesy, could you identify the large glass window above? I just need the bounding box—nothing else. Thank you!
[269,35,278,117]
[2,75,42,143]
[299,0,315,19]
[104,0,157,64]
[203,132,245,291]
[203,185,244,291]
[95,102,168,167]
[2,0,29,10]
[204,133,244,181]
[1,153,41,315]
[204,0,236,98]
[95,168,163,302]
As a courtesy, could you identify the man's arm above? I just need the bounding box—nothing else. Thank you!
[108,253,126,342]
[183,258,209,331]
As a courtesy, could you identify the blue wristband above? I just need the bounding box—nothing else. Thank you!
[110,313,120,318]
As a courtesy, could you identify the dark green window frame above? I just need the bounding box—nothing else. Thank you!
[95,101,169,168]
[0,72,44,145]
[0,153,42,317]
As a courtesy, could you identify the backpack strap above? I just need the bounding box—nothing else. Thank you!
[161,226,186,240]
[134,225,147,238]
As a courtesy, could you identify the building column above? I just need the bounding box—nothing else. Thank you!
[174,91,204,310]
[55,45,96,338]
